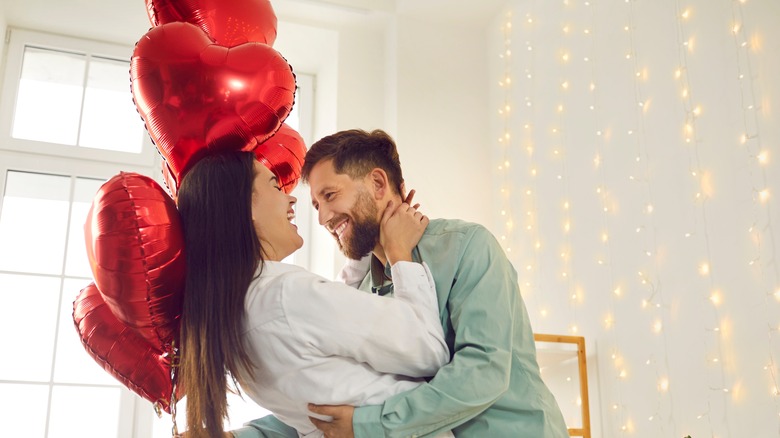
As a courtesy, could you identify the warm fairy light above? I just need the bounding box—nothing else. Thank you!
[686,37,696,52]
[604,314,614,329]
[733,23,741,34]
[601,232,609,242]
[774,289,780,302]
[614,286,622,297]
[658,377,670,392]
[759,189,770,203]
[540,308,548,317]
[699,263,710,276]
[682,9,691,20]
[693,106,702,116]
[562,52,570,62]
[619,369,628,379]
[646,204,654,214]
[757,150,769,165]
[710,290,723,306]
[570,325,579,334]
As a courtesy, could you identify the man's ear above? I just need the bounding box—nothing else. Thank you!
[367,168,390,200]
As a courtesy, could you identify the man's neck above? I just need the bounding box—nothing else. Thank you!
[372,243,388,267]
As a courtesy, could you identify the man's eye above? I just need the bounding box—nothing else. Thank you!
[324,192,334,201]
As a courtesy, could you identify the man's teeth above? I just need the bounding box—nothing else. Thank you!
[334,222,347,238]
[287,212,295,221]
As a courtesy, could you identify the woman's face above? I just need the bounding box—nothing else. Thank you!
[251,160,303,261]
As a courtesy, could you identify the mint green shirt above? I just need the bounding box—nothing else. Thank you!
[234,219,568,437]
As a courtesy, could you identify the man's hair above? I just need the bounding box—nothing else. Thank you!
[302,129,404,195]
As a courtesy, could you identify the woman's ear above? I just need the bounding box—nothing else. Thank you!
[368,168,390,199]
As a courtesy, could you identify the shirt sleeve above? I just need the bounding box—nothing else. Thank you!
[283,261,449,378]
[230,414,298,437]
[352,227,517,437]
[336,254,371,288]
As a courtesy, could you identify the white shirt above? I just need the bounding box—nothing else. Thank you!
[240,260,450,437]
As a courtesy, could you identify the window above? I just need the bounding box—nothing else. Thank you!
[0,29,155,166]
[0,27,320,437]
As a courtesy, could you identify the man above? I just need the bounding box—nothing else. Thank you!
[232,129,568,437]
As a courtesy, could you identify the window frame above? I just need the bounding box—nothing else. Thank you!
[0,26,324,437]
[0,27,156,167]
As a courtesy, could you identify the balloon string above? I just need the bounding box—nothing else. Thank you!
[170,342,181,437]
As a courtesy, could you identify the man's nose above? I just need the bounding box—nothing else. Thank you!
[318,205,332,228]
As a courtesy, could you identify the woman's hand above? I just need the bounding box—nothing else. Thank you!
[380,197,429,266]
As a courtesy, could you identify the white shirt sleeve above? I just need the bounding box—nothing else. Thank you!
[336,255,371,288]
[280,261,448,377]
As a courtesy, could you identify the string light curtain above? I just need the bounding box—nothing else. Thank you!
[489,0,780,436]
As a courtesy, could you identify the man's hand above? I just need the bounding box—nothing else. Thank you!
[308,404,355,438]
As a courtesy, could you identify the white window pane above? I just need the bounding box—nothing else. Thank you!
[0,171,71,274]
[64,177,104,278]
[151,394,272,438]
[79,57,144,153]
[12,47,85,145]
[0,274,60,381]
[48,385,121,438]
[54,279,119,386]
[0,383,49,437]
[152,397,187,438]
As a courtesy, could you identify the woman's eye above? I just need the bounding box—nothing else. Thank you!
[274,185,282,191]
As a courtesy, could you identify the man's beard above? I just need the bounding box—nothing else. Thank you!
[337,190,379,260]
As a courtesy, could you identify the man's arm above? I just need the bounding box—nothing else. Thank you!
[230,414,298,438]
[351,226,518,437]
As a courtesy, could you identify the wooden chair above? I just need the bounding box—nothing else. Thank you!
[534,334,591,438]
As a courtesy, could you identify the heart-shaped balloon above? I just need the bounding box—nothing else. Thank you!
[73,282,179,413]
[146,0,277,47]
[131,21,297,191]
[84,172,185,352]
[256,123,307,193]
[161,122,307,198]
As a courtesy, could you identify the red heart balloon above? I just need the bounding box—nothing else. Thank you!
[256,123,307,194]
[161,122,307,198]
[131,22,297,191]
[73,282,178,413]
[84,172,185,352]
[146,0,277,47]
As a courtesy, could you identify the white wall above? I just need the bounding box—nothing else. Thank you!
[389,15,493,227]
[279,10,497,273]
[488,1,780,437]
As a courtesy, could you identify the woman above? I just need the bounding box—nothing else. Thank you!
[176,151,450,437]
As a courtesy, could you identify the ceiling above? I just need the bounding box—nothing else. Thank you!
[1,0,506,47]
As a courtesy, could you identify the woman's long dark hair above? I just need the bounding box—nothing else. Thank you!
[176,151,262,437]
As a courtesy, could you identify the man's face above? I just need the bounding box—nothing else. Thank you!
[308,159,380,260]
